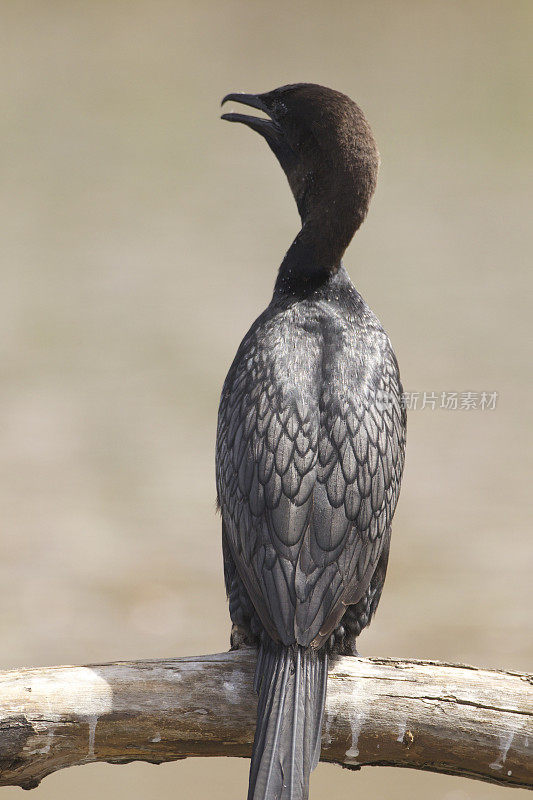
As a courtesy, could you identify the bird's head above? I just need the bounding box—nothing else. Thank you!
[222,83,379,257]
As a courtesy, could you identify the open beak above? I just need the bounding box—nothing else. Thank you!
[221,90,297,187]
[221,92,281,144]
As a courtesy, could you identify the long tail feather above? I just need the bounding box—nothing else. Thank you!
[248,642,328,800]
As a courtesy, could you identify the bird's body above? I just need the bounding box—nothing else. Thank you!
[216,84,406,799]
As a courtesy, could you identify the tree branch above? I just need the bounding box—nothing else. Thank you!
[0,651,531,790]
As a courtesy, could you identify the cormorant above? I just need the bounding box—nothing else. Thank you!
[216,83,406,800]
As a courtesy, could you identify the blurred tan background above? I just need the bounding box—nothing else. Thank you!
[1,1,531,798]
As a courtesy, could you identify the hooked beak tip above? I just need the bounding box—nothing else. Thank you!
[220,92,266,112]
[221,93,239,107]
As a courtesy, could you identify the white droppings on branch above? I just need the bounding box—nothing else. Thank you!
[490,730,515,771]
[396,720,407,743]
[20,668,114,717]
[86,715,98,759]
[323,712,333,746]
[28,731,54,757]
[345,712,364,765]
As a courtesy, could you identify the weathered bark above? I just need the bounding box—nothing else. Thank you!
[0,651,531,790]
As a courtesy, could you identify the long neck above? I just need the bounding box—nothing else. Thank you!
[273,226,339,296]
[274,199,367,297]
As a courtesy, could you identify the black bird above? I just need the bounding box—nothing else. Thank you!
[216,84,406,800]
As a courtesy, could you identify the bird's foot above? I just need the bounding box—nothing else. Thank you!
[345,638,360,657]
[328,626,360,656]
[229,623,256,651]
